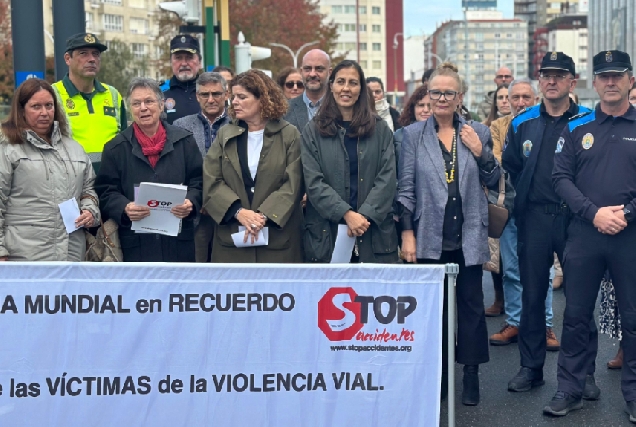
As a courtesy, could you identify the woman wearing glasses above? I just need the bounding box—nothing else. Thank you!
[397,63,501,406]
[302,60,398,263]
[203,69,304,263]
[277,67,304,99]
[96,77,203,262]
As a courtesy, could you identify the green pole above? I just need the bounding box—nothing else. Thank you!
[218,0,231,66]
[205,5,215,70]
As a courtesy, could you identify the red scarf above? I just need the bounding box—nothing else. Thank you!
[133,122,167,168]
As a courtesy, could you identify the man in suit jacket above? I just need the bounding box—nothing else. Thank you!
[284,49,331,133]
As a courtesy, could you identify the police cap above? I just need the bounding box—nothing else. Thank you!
[65,33,107,53]
[539,51,576,76]
[170,35,200,55]
[593,50,632,74]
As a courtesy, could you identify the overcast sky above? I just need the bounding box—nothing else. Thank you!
[404,0,515,36]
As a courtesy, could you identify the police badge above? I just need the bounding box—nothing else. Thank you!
[550,52,557,61]
[606,51,613,63]
[84,34,96,44]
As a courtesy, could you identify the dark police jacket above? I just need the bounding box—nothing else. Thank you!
[502,102,591,218]
[161,75,201,124]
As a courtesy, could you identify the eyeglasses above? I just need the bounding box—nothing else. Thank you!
[284,81,304,89]
[496,74,513,80]
[130,99,158,109]
[539,73,571,81]
[429,90,458,101]
[197,91,225,99]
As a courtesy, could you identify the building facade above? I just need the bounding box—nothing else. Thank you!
[546,15,588,83]
[514,0,588,77]
[588,0,635,82]
[43,0,167,80]
[318,0,404,101]
[425,11,528,114]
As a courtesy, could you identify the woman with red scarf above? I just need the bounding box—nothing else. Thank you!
[96,78,202,262]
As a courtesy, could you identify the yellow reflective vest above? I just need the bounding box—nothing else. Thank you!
[52,76,125,156]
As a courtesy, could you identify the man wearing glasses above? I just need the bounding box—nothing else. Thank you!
[161,35,203,124]
[477,66,514,120]
[173,72,231,263]
[503,52,598,398]
[284,49,331,132]
[549,51,636,420]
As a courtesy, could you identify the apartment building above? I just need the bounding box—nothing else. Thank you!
[318,0,404,101]
[425,10,528,114]
[42,0,167,79]
[546,15,587,83]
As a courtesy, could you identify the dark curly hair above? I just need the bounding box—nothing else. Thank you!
[398,84,428,127]
[276,66,302,89]
[229,69,288,120]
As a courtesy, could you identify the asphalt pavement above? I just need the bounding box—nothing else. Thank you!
[440,273,631,427]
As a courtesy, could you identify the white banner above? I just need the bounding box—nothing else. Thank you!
[0,263,445,426]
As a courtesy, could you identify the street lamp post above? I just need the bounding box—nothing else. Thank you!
[269,41,320,68]
[392,32,403,106]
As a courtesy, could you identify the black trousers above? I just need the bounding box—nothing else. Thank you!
[558,219,636,400]
[517,207,597,371]
[419,249,490,369]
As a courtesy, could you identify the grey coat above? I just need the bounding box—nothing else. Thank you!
[173,112,231,158]
[283,95,310,133]
[301,118,398,263]
[397,115,501,266]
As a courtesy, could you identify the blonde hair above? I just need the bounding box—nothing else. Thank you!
[430,62,462,92]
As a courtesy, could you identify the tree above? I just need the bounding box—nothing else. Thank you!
[229,0,343,78]
[97,40,139,95]
[0,0,13,103]
[155,9,183,79]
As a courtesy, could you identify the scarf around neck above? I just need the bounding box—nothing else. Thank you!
[133,122,166,168]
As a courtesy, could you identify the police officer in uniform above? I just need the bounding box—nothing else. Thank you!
[52,33,127,172]
[502,52,599,397]
[547,51,636,421]
[161,35,202,124]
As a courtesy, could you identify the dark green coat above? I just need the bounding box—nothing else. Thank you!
[301,118,399,263]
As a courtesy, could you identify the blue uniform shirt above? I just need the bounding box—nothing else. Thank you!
[162,75,201,124]
[553,104,636,222]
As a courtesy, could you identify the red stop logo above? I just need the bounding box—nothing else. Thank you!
[147,200,159,207]
[318,287,363,341]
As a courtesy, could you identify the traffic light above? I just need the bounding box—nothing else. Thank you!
[235,31,271,74]
[159,0,199,24]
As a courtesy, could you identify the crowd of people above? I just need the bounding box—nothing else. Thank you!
[1,30,636,422]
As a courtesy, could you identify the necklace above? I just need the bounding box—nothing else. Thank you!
[445,129,457,184]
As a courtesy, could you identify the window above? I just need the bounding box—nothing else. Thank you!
[494,33,501,38]
[475,33,483,41]
[359,60,367,68]
[359,6,367,14]
[372,42,381,51]
[85,12,93,30]
[344,42,356,50]
[359,24,366,32]
[506,33,512,38]
[129,18,148,35]
[128,0,145,7]
[372,60,381,69]
[359,42,367,51]
[131,43,147,60]
[372,6,380,14]
[372,24,381,33]
[101,0,121,4]
[331,5,342,13]
[103,14,123,32]
[344,23,356,31]
[344,5,356,13]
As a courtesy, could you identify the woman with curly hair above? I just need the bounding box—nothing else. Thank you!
[276,67,304,99]
[202,69,304,263]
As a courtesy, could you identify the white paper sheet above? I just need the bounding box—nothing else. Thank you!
[231,226,269,247]
[131,182,188,236]
[58,198,81,234]
[330,224,356,263]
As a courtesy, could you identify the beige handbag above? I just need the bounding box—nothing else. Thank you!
[485,174,509,239]
[483,237,500,273]
[85,219,123,262]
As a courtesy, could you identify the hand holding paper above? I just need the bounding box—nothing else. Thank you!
[231,226,269,248]
[58,199,81,234]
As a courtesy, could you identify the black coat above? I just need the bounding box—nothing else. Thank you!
[95,121,203,262]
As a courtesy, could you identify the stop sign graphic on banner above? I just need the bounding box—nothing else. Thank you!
[317,287,364,341]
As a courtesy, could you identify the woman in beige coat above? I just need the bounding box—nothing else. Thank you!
[203,69,303,263]
[0,79,100,261]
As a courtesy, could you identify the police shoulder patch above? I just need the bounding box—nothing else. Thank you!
[511,105,541,133]
[555,137,565,153]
